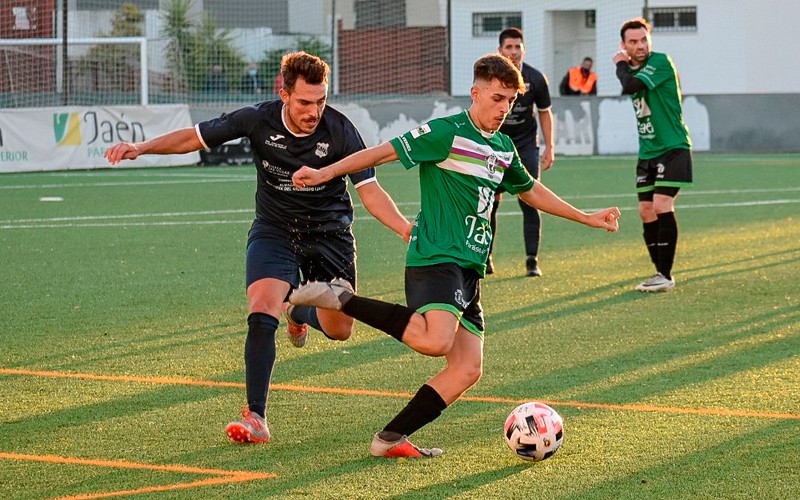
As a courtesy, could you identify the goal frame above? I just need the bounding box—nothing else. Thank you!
[0,36,149,105]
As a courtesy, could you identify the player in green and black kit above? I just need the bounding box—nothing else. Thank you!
[614,17,693,292]
[288,54,621,459]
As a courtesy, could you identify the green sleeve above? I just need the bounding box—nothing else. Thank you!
[389,119,454,170]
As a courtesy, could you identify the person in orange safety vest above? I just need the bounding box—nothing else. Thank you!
[559,57,597,96]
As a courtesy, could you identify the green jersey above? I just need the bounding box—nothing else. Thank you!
[630,51,692,159]
[390,110,535,276]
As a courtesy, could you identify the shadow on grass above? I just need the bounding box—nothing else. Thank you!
[481,244,798,405]
[384,464,528,499]
[559,418,800,500]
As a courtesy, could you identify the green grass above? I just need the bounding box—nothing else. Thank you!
[1,154,798,499]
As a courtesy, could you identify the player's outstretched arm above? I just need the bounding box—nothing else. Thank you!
[292,141,398,188]
[518,182,620,232]
[355,181,413,242]
[104,127,203,165]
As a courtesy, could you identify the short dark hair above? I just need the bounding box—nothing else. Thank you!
[498,27,524,47]
[583,57,593,64]
[473,54,525,94]
[280,52,329,92]
[620,17,651,41]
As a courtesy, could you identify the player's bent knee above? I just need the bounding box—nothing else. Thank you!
[326,329,352,341]
[416,336,455,357]
[461,364,483,386]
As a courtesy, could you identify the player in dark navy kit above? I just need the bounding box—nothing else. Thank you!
[104,52,411,444]
[487,27,555,277]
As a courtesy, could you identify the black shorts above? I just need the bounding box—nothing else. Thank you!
[405,263,485,337]
[245,219,356,290]
[636,148,693,198]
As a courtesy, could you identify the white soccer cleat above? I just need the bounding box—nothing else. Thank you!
[289,278,354,310]
[635,273,676,292]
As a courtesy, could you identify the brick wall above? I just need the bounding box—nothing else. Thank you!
[337,23,448,95]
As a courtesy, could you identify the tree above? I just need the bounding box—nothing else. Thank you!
[262,37,333,95]
[79,3,144,93]
[160,0,245,94]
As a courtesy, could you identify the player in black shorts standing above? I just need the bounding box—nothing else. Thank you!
[614,18,693,292]
[487,27,555,277]
[104,52,411,443]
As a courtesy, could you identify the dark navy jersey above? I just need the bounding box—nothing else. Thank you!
[500,62,551,148]
[196,100,375,231]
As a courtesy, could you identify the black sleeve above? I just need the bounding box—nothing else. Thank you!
[559,73,570,95]
[616,62,647,95]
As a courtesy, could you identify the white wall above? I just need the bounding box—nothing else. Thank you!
[450,0,641,97]
[452,0,800,96]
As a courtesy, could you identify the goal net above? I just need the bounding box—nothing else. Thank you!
[1,0,644,109]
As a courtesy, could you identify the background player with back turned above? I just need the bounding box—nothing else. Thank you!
[613,17,693,292]
[104,52,411,444]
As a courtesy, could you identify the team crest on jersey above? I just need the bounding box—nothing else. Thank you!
[315,142,329,158]
[410,123,431,138]
[485,153,498,175]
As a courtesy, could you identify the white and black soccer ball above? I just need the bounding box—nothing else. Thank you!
[503,402,564,462]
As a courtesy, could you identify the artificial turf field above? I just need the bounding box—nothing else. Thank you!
[1,153,798,499]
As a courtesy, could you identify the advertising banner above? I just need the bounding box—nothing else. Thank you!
[0,105,200,173]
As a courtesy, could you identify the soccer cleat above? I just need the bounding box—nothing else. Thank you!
[289,278,354,311]
[526,266,542,277]
[525,256,542,277]
[369,433,443,458]
[635,273,676,292]
[225,406,270,443]
[283,302,308,348]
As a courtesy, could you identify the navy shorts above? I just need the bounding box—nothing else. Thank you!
[405,263,485,337]
[636,148,693,199]
[245,219,356,290]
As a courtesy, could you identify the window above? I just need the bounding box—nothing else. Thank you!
[585,10,596,29]
[647,6,697,32]
[355,0,406,29]
[12,7,33,30]
[472,12,522,37]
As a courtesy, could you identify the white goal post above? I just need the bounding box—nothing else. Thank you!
[0,37,149,105]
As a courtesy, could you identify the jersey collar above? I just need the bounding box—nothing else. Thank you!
[465,109,496,139]
[281,104,312,138]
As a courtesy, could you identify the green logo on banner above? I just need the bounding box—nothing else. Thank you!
[53,113,81,146]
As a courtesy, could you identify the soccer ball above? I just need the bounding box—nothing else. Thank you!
[503,402,564,462]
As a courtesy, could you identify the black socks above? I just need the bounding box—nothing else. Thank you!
[245,313,278,418]
[656,212,678,280]
[643,220,659,267]
[341,295,415,342]
[290,304,323,332]
[381,384,448,439]
[642,213,678,280]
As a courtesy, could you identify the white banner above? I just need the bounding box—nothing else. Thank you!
[0,105,200,173]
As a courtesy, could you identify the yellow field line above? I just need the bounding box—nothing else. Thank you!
[0,452,275,500]
[1,367,798,420]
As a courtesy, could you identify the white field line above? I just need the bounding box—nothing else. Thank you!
[0,178,250,190]
[1,198,799,230]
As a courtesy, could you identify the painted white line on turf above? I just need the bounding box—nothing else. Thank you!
[1,209,253,224]
[0,178,250,190]
[1,198,798,230]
